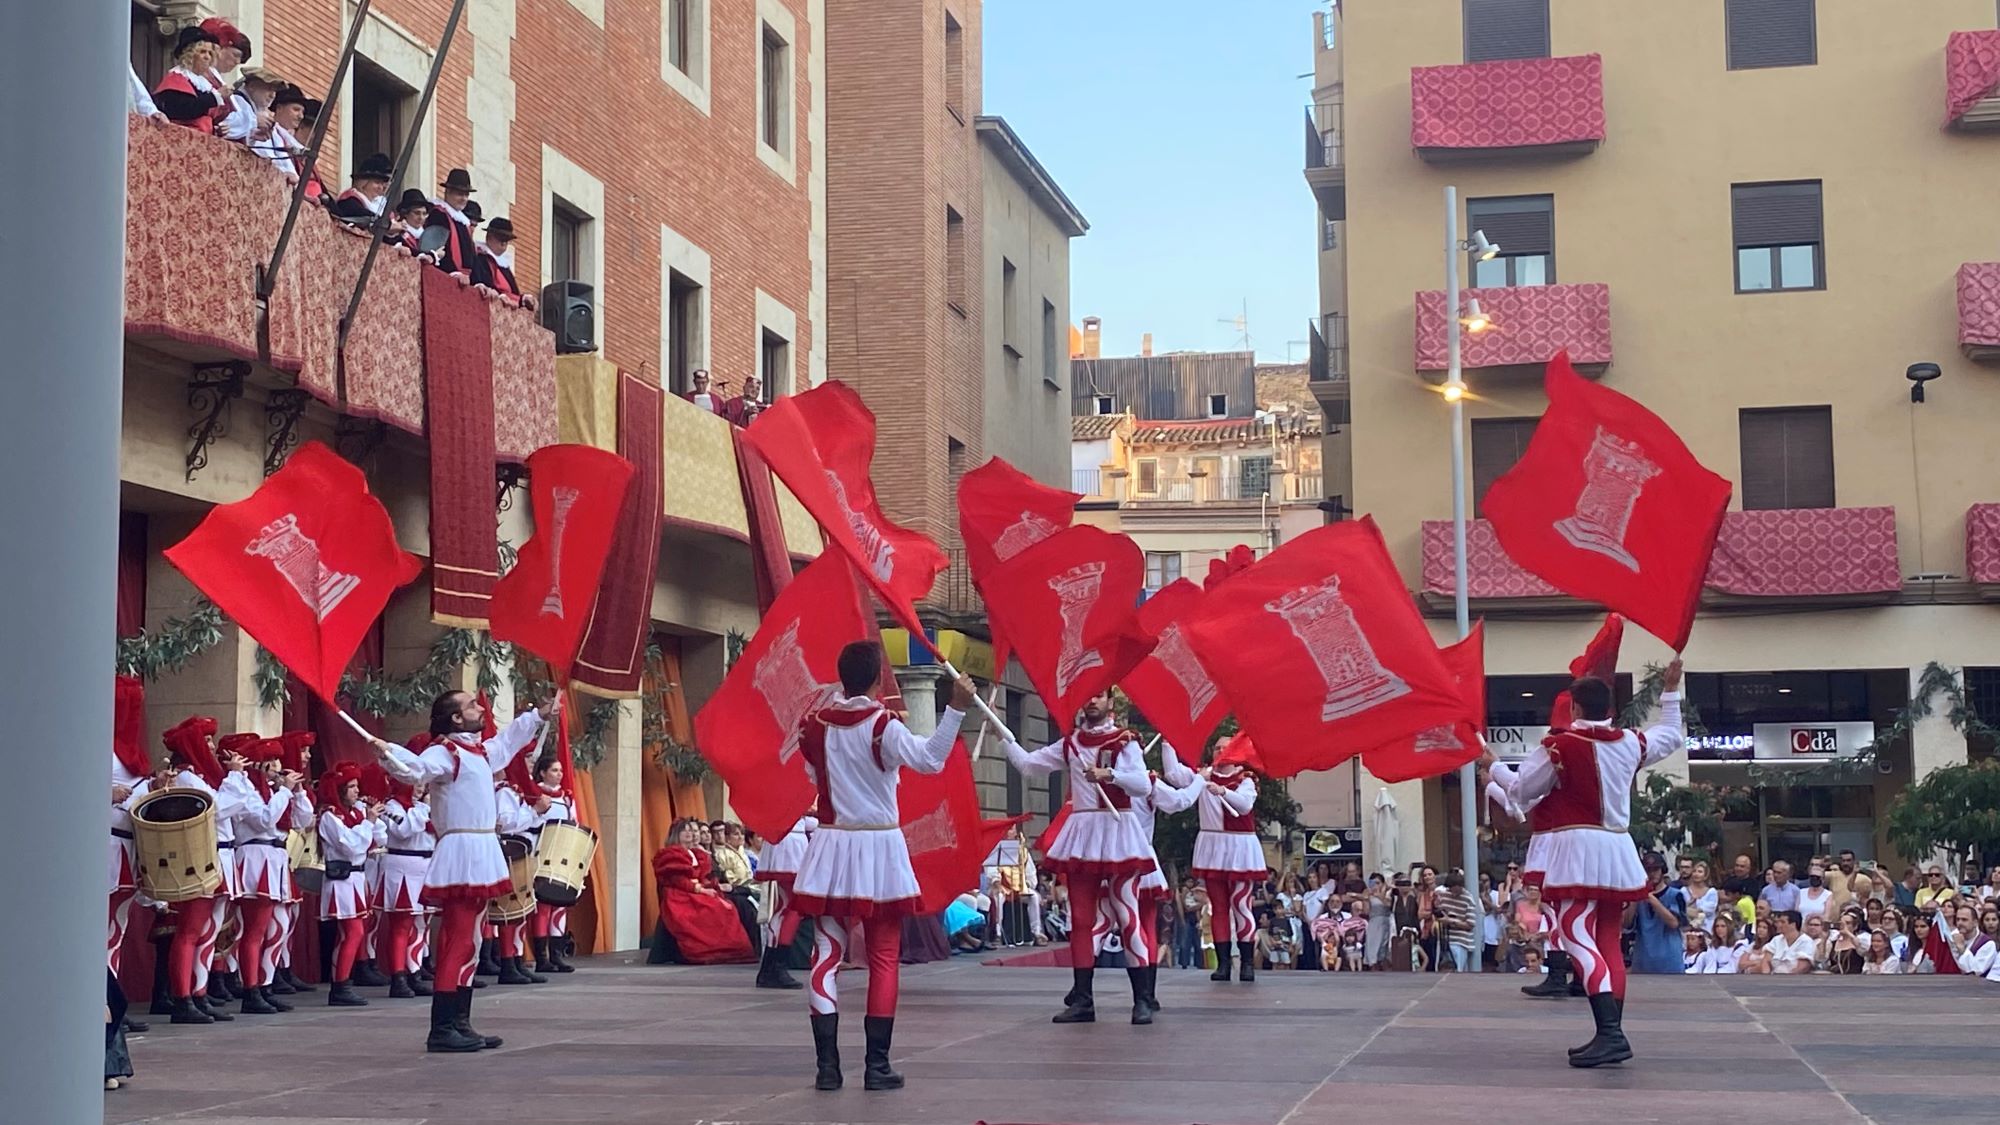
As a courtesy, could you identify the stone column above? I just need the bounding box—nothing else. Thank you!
[587,699,645,950]
[895,666,950,736]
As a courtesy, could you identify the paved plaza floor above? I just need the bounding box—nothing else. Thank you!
[108,955,1999,1125]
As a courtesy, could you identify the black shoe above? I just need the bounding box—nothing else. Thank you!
[352,959,390,987]
[389,972,417,999]
[810,1012,842,1090]
[497,958,534,985]
[281,967,316,993]
[1142,966,1162,1014]
[1523,952,1572,999]
[327,980,369,1007]
[425,991,484,1053]
[476,940,502,977]
[517,957,547,984]
[1568,995,1633,1069]
[1567,995,1623,1057]
[534,938,559,976]
[206,972,235,1003]
[260,985,294,1012]
[471,977,488,988]
[862,1015,904,1091]
[1052,968,1095,1023]
[1237,942,1257,982]
[239,987,279,1015]
[416,964,435,983]
[549,939,576,973]
[1127,967,1153,1025]
[195,993,233,1021]
[122,1016,150,1034]
[1209,942,1232,982]
[169,996,213,1025]
[150,937,174,1015]
[757,947,805,990]
[268,974,295,996]
[1568,977,1587,997]
[408,971,433,996]
[455,987,502,1049]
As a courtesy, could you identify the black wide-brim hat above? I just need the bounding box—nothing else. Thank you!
[463,201,484,224]
[485,217,516,241]
[272,83,308,110]
[394,188,430,214]
[355,152,393,182]
[439,168,477,193]
[175,25,220,56]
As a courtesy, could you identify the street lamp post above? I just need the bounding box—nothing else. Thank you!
[1444,185,1481,967]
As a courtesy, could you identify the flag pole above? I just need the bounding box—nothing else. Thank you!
[968,685,1003,760]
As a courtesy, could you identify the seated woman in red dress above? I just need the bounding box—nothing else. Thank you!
[652,818,756,965]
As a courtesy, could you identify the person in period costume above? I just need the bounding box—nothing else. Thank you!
[1129,751,1203,1016]
[492,754,548,985]
[197,18,258,140]
[982,821,1045,947]
[127,63,165,121]
[333,152,394,224]
[218,70,277,147]
[653,818,757,967]
[387,189,433,259]
[1003,691,1158,1026]
[680,369,724,415]
[317,762,382,1007]
[426,168,480,277]
[723,374,766,427]
[268,732,318,995]
[229,739,301,1014]
[152,27,229,134]
[250,84,314,193]
[528,753,578,975]
[369,762,434,1000]
[754,816,815,990]
[474,216,523,300]
[1484,660,1688,1069]
[1193,737,1265,984]
[352,764,395,988]
[790,642,972,1092]
[1485,747,1585,999]
[108,679,149,985]
[202,732,271,1006]
[368,690,550,1052]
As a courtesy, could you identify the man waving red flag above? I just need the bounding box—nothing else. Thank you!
[978,525,1155,733]
[957,457,1079,669]
[488,443,635,678]
[743,382,947,638]
[1120,578,1229,767]
[1483,352,1731,651]
[164,441,421,702]
[1183,518,1463,778]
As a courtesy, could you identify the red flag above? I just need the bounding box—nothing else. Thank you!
[1204,544,1257,590]
[488,444,635,679]
[1548,614,1624,731]
[1121,579,1229,767]
[1182,518,1464,779]
[1483,352,1731,651]
[693,553,868,843]
[1361,621,1487,784]
[979,525,1156,734]
[743,382,947,637]
[898,739,1027,913]
[958,457,1079,670]
[164,441,421,702]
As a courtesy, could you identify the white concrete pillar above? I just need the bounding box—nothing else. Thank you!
[0,5,126,1117]
[895,666,949,736]
[587,699,645,949]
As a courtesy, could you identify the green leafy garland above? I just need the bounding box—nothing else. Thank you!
[1621,662,1708,736]
[116,598,226,681]
[1743,662,1995,785]
[255,630,507,716]
[645,642,712,783]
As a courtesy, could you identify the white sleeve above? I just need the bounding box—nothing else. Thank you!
[1958,942,1996,977]
[1108,741,1152,797]
[1640,692,1687,769]
[379,742,458,787]
[237,787,289,836]
[213,772,252,820]
[318,809,373,854]
[289,787,314,822]
[1495,745,1559,812]
[880,707,965,775]
[487,709,546,773]
[128,65,159,117]
[1005,735,1068,778]
[1159,751,1199,788]
[1150,772,1202,815]
[1219,776,1257,815]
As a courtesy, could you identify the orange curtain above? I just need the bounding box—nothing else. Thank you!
[561,688,618,954]
[639,638,705,940]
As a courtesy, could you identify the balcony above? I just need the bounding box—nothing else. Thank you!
[1959,263,2000,362]
[1410,53,1605,162]
[1413,283,1611,377]
[1309,313,1348,387]
[1945,31,2000,130]
[1303,99,1345,220]
[1967,504,2000,590]
[1071,468,1102,497]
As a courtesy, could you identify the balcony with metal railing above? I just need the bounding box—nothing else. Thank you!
[1410,53,1605,162]
[1946,31,2000,130]
[1071,467,1102,497]
[1959,262,2000,362]
[1303,98,1345,220]
[1309,313,1348,386]
[1131,469,1323,505]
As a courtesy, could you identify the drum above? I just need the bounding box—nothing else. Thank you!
[488,837,537,922]
[286,828,324,895]
[533,823,598,906]
[130,788,221,903]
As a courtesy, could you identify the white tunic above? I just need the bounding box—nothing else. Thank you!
[1005,722,1155,877]
[318,807,381,919]
[1191,773,1264,878]
[790,697,963,917]
[111,755,144,892]
[1136,757,1203,897]
[376,710,543,905]
[232,782,295,901]
[756,816,816,886]
[378,799,433,913]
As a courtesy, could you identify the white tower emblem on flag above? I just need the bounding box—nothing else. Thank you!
[244,513,361,622]
[1048,562,1108,695]
[539,486,580,617]
[993,510,1060,561]
[1553,427,1661,572]
[824,470,896,581]
[1413,724,1464,753]
[753,620,840,765]
[1152,624,1216,721]
[1265,574,1409,722]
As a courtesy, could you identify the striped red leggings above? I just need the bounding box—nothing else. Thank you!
[1553,898,1626,1000]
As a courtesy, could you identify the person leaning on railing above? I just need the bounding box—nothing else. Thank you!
[153,26,231,134]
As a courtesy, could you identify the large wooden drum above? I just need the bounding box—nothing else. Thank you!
[286,827,324,894]
[533,823,598,906]
[488,837,537,922]
[131,788,221,902]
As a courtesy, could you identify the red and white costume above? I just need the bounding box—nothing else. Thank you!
[269,732,316,985]
[318,788,381,921]
[128,716,238,1007]
[228,740,295,996]
[758,816,816,950]
[1128,756,1202,966]
[1192,763,1262,949]
[108,676,149,975]
[1488,693,1685,999]
[528,783,575,954]
[792,695,963,1019]
[492,766,542,965]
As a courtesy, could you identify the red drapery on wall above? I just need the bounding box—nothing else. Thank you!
[116,512,147,638]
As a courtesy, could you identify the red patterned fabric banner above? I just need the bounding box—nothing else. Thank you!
[421,265,499,627]
[574,374,664,699]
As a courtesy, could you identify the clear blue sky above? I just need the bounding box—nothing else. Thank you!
[983,0,1327,364]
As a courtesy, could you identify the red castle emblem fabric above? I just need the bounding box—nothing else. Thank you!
[978,525,1157,734]
[1183,518,1465,779]
[1360,621,1487,784]
[743,381,947,638]
[164,441,422,702]
[898,740,1028,913]
[1482,352,1731,651]
[1548,613,1625,732]
[957,456,1080,671]
[1120,579,1230,767]
[488,444,635,681]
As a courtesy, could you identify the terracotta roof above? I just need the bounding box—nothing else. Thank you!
[1072,414,1127,440]
[1129,414,1322,445]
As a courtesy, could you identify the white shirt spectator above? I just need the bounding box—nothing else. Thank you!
[1692,944,1741,974]
[1764,933,1817,973]
[1797,885,1834,920]
[1955,935,1997,979]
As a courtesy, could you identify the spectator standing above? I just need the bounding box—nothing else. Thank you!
[1893,866,1922,909]
[1480,872,1505,967]
[1797,871,1834,921]
[127,62,165,121]
[1364,874,1393,969]
[682,370,724,415]
[1759,861,1800,914]
[1916,866,1958,911]
[473,218,522,300]
[1683,862,1717,931]
[1173,878,1201,969]
[154,27,229,133]
[1765,911,1816,974]
[1434,873,1479,972]
[333,153,393,223]
[724,375,766,427]
[1413,866,1441,971]
[427,169,480,277]
[1627,854,1686,975]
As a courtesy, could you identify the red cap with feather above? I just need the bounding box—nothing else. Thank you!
[113,675,150,778]
[162,716,222,787]
[317,761,362,806]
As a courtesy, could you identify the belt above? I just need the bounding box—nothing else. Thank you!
[1536,824,1623,835]
[111,829,134,840]
[822,822,898,832]
[245,838,285,848]
[217,841,236,849]
[388,848,434,858]
[438,826,497,837]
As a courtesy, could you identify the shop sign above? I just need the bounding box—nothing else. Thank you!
[1752,721,1874,760]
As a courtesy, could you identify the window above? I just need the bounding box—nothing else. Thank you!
[1042,299,1060,388]
[666,0,692,74]
[1001,258,1020,356]
[1094,394,1114,415]
[667,269,704,397]
[759,22,791,156]
[1470,417,1539,517]
[945,206,967,314]
[1320,215,1339,252]
[1135,458,1159,494]
[1726,0,1815,70]
[944,11,966,121]
[549,201,588,284]
[1207,394,1228,418]
[1463,0,1550,63]
[1467,195,1554,288]
[1239,455,1273,499]
[1738,406,1833,510]
[1733,181,1823,292]
[759,329,789,400]
[351,59,411,180]
[660,0,708,108]
[1145,552,1182,590]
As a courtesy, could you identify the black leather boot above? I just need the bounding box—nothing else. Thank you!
[521,956,547,984]
[388,972,417,998]
[195,992,233,1021]
[549,936,576,973]
[497,957,533,985]
[268,971,295,995]
[1568,994,1633,1069]
[408,970,433,996]
[426,991,483,1053]
[456,987,502,1049]
[1209,941,1232,981]
[150,939,175,1016]
[207,971,235,1002]
[476,939,502,977]
[239,985,278,1015]
[1142,965,1162,1013]
[810,1012,842,1089]
[327,979,369,1007]
[1523,951,1572,998]
[757,946,805,990]
[862,1015,904,1091]
[260,985,294,1012]
[1127,967,1153,1025]
[534,938,559,975]
[1237,941,1257,982]
[281,966,316,993]
[1052,968,1095,1023]
[169,996,212,1025]
[353,958,390,987]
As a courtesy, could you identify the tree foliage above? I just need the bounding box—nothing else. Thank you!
[1628,774,1749,864]
[1886,760,2000,872]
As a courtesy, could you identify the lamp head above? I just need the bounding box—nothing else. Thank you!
[1906,362,1941,404]
[1459,297,1492,334]
[1469,230,1500,261]
[1442,382,1465,403]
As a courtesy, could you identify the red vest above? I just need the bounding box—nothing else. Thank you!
[155,71,217,134]
[1525,728,1633,833]
[1070,728,1136,810]
[798,709,892,826]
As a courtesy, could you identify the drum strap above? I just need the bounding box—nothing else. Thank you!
[388,848,434,858]
[111,829,134,840]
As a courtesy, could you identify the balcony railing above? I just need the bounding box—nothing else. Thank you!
[1133,471,1321,505]
[1413,283,1612,375]
[1071,468,1102,497]
[1410,53,1606,161]
[1959,263,2000,362]
[1309,314,1348,384]
[1303,99,1345,220]
[1946,31,2000,130]
[929,547,984,618]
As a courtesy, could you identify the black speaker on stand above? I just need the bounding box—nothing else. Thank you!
[540,280,597,354]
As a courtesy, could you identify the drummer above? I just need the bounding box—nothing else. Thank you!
[269,732,318,996]
[528,752,578,975]
[230,739,302,1015]
[373,763,434,1000]
[493,755,548,985]
[317,762,383,1007]
[127,716,240,1025]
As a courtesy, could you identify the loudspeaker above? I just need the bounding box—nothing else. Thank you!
[540,280,596,354]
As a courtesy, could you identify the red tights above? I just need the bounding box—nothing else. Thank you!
[1554,898,1627,1000]
[330,915,367,982]
[378,912,415,974]
[807,917,901,1017]
[234,899,274,988]
[435,900,483,990]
